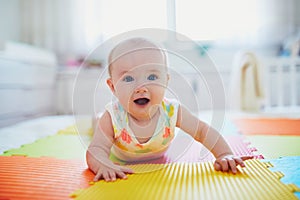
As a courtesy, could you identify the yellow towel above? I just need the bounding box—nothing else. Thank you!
[230,51,265,111]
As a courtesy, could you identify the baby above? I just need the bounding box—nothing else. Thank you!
[87,37,252,182]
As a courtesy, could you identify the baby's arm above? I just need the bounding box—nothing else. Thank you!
[86,111,133,182]
[176,105,252,174]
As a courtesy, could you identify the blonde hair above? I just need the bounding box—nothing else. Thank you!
[108,37,168,77]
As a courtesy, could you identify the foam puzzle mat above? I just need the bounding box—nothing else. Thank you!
[1,134,87,160]
[246,135,300,159]
[71,159,300,200]
[265,156,300,199]
[233,118,300,136]
[1,121,299,199]
[1,156,298,200]
[1,133,260,163]
[0,156,94,200]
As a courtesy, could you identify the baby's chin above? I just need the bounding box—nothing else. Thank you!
[128,103,161,119]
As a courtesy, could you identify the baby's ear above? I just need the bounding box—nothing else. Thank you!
[106,78,115,93]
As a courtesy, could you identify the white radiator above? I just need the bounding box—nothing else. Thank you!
[263,57,300,112]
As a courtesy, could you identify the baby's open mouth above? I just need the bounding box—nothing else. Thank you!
[134,98,150,106]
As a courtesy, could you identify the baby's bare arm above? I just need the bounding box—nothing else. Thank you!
[87,111,133,181]
[176,105,252,173]
[176,105,231,156]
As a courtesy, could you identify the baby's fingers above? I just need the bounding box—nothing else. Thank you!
[94,169,115,182]
[93,166,133,182]
[102,170,111,182]
[228,159,237,174]
[120,166,134,174]
[94,170,109,182]
[94,171,103,182]
[214,162,222,171]
[214,159,229,172]
[235,155,253,168]
[114,166,133,180]
[234,157,246,168]
[115,170,128,179]
[241,155,254,161]
[108,170,117,181]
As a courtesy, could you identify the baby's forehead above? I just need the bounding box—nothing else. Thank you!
[110,39,164,60]
[108,38,167,76]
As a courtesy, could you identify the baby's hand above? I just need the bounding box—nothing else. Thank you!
[214,155,253,174]
[94,163,134,182]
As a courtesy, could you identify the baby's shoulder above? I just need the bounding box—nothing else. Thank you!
[105,101,124,113]
[161,98,180,117]
[162,98,180,107]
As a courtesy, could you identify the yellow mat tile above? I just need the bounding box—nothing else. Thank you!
[71,159,299,200]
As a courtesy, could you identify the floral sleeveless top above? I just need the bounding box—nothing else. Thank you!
[106,98,179,162]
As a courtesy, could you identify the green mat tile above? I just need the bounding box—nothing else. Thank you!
[246,135,300,159]
[1,134,89,160]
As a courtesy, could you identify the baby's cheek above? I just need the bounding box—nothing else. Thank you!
[154,86,166,96]
[116,85,134,96]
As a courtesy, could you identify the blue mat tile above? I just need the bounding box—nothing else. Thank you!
[264,156,300,199]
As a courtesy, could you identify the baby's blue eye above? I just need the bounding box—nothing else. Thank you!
[123,76,134,82]
[148,74,158,81]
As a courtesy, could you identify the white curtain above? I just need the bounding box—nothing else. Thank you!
[18,0,167,62]
[19,0,103,61]
[176,0,297,47]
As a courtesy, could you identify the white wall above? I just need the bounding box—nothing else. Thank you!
[0,0,20,49]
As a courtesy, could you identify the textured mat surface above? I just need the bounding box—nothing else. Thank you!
[0,122,298,200]
[1,134,88,160]
[234,118,300,135]
[246,135,300,159]
[71,159,299,200]
[1,132,260,163]
[264,156,300,199]
[0,156,93,200]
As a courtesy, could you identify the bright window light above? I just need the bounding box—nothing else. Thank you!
[100,0,167,38]
[176,0,259,41]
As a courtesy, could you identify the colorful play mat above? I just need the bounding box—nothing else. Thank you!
[0,118,299,199]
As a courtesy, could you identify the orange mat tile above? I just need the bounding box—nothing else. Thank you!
[233,118,300,136]
[0,156,93,200]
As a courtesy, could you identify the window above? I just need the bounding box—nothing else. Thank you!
[175,0,260,41]
[86,0,167,41]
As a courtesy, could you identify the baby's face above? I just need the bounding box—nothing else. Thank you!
[108,48,168,120]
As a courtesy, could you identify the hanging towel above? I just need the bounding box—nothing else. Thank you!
[229,51,265,111]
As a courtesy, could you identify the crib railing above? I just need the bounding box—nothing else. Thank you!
[262,57,300,112]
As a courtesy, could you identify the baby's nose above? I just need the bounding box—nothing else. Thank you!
[135,85,148,94]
